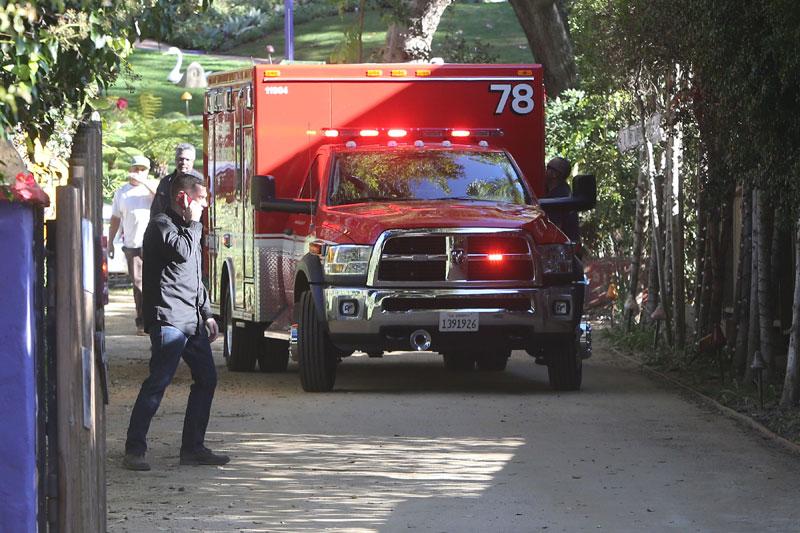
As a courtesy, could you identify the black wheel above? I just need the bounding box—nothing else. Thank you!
[258,338,290,373]
[442,352,476,372]
[297,291,337,391]
[546,338,582,391]
[476,350,510,371]
[222,285,257,372]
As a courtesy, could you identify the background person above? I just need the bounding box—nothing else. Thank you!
[544,156,580,245]
[123,173,227,471]
[150,143,200,216]
[108,154,158,335]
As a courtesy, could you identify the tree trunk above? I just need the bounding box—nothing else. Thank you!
[357,0,366,62]
[693,167,707,342]
[646,234,660,321]
[626,147,649,331]
[383,0,454,62]
[709,190,734,331]
[649,147,673,346]
[733,182,753,378]
[756,189,774,379]
[670,119,686,348]
[698,216,714,338]
[745,188,761,383]
[507,0,576,97]
[780,217,800,406]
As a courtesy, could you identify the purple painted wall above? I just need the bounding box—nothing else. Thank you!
[0,202,37,532]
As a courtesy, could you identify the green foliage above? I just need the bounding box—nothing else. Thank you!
[0,1,134,167]
[545,89,638,257]
[98,98,201,202]
[106,49,248,117]
[228,1,531,63]
[437,31,498,63]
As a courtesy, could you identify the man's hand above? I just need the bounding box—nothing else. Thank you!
[206,317,219,342]
[108,242,115,259]
[188,198,204,222]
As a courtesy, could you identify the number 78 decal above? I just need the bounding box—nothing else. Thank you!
[490,83,535,115]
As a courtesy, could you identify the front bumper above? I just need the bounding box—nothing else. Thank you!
[322,284,583,352]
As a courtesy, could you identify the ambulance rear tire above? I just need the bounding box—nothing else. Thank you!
[476,350,510,371]
[223,287,257,372]
[298,291,337,392]
[258,338,290,373]
[546,338,582,391]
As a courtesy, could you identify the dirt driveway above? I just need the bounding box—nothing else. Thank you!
[104,291,800,532]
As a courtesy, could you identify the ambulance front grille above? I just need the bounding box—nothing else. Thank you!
[375,233,533,283]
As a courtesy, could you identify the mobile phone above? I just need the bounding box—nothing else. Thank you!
[178,191,190,209]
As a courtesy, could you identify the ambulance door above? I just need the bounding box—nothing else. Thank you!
[239,84,256,316]
[205,90,218,304]
[287,154,324,304]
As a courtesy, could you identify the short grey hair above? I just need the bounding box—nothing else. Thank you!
[174,143,196,159]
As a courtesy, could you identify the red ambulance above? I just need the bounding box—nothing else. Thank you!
[203,64,595,392]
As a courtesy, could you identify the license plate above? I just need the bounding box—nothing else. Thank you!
[438,312,479,332]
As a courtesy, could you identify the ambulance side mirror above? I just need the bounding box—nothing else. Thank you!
[252,174,276,205]
[252,174,317,214]
[538,174,596,212]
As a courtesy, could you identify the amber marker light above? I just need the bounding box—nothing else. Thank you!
[263,70,281,78]
[391,69,407,77]
[416,69,431,77]
[517,69,533,76]
[451,130,470,138]
[366,69,383,77]
[387,129,407,138]
[359,129,379,137]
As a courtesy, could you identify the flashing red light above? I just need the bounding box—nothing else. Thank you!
[359,129,379,137]
[451,129,470,138]
[324,129,340,137]
[487,253,504,262]
[387,129,407,138]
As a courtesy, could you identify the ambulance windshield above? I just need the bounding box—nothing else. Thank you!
[329,150,529,206]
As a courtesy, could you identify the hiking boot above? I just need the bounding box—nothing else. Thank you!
[136,326,147,336]
[123,453,151,471]
[180,446,230,466]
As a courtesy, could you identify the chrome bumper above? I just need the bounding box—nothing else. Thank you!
[323,286,577,337]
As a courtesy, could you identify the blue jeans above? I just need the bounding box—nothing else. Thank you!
[125,323,217,456]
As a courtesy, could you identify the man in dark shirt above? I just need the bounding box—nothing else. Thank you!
[150,143,198,217]
[544,156,581,244]
[123,173,228,471]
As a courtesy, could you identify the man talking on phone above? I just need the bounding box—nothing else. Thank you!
[123,173,229,471]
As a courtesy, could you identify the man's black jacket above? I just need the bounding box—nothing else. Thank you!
[141,209,211,336]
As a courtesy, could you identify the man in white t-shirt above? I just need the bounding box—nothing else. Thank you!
[109,155,159,335]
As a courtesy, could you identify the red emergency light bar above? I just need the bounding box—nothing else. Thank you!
[320,127,503,140]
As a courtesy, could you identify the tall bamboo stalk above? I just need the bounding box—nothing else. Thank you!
[780,217,800,406]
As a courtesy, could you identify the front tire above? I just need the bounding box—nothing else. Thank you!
[222,285,257,372]
[297,291,337,392]
[546,338,582,391]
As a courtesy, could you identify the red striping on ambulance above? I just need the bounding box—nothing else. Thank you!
[204,63,596,392]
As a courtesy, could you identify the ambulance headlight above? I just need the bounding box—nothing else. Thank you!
[537,244,575,275]
[324,245,372,275]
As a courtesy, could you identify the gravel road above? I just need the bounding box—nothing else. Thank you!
[104,291,800,532]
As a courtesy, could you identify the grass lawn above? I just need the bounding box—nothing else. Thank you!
[107,50,250,116]
[107,3,532,118]
[228,2,532,64]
